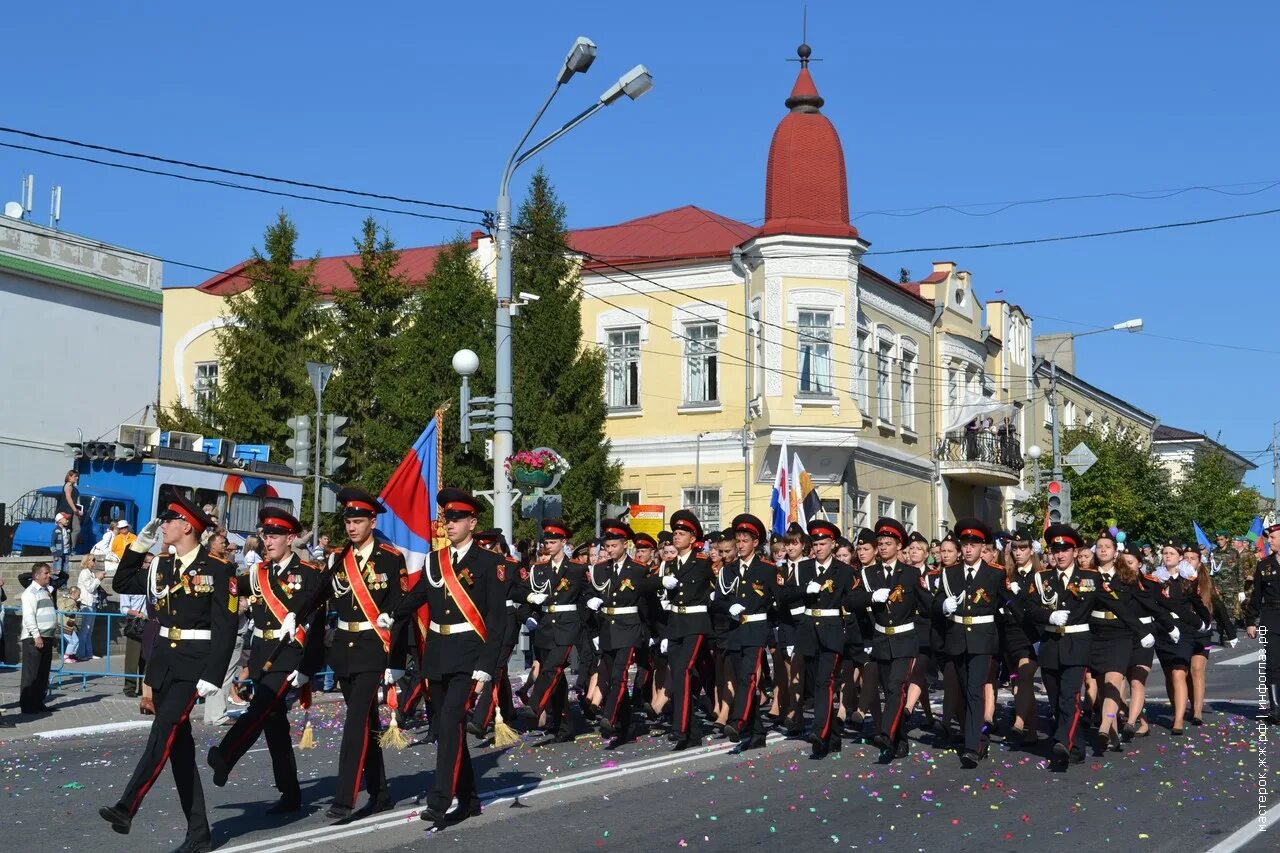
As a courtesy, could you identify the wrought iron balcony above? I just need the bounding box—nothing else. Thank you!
[935,431,1024,486]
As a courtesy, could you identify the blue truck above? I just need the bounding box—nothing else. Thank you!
[10,444,304,556]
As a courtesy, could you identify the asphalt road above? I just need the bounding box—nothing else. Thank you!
[5,641,1276,852]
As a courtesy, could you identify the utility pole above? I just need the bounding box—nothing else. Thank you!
[1272,420,1279,516]
[305,361,333,536]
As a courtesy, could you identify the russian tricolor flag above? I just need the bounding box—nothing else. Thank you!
[770,439,791,537]
[377,414,441,573]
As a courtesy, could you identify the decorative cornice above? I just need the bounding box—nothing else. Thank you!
[858,282,931,335]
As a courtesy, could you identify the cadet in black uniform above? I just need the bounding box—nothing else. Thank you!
[935,518,1007,767]
[306,488,408,820]
[866,517,932,761]
[99,496,237,853]
[388,488,506,826]
[208,508,324,813]
[1246,523,1280,725]
[720,514,783,752]
[1002,526,1042,747]
[662,509,714,750]
[521,519,588,741]
[795,518,865,758]
[589,520,663,747]
[468,529,524,738]
[847,529,881,738]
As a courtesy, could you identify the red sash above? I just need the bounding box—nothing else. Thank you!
[440,547,487,642]
[345,548,392,652]
[257,563,307,644]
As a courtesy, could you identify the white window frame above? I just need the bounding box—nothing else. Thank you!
[682,487,721,531]
[618,489,642,510]
[877,496,894,521]
[681,320,720,407]
[901,502,917,534]
[751,300,764,401]
[193,361,218,416]
[899,337,917,432]
[605,326,642,412]
[797,309,834,396]
[875,325,894,423]
[853,313,871,413]
[851,491,869,530]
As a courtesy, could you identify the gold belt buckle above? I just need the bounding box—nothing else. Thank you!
[263,629,277,640]
[884,625,896,635]
[167,627,182,641]
[963,616,974,626]
[439,623,454,635]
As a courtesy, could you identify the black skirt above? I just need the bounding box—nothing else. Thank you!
[1155,625,1192,667]
[1089,628,1133,674]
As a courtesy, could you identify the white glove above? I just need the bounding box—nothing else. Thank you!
[524,616,539,632]
[1238,591,1247,603]
[785,645,795,658]
[942,596,958,615]
[383,668,404,685]
[1177,560,1198,580]
[1229,637,1239,648]
[662,575,679,590]
[863,646,873,655]
[1201,621,1210,632]
[659,638,669,654]
[1008,582,1020,596]
[729,603,746,618]
[376,612,394,630]
[1049,610,1069,627]
[805,581,821,595]
[288,670,310,687]
[527,592,548,606]
[196,679,219,698]
[1154,566,1172,582]
[278,612,297,640]
[471,670,492,683]
[649,638,657,647]
[1168,626,1181,644]
[1140,633,1155,649]
[871,588,890,604]
[586,597,603,611]
[1032,641,1041,656]
[131,518,162,552]
[592,637,600,651]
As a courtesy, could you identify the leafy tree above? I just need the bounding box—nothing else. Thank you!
[1174,446,1262,540]
[322,218,412,490]
[212,212,324,457]
[510,168,620,537]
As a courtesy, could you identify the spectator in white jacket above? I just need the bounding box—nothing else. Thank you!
[75,553,105,661]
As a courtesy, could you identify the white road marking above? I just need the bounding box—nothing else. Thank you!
[1204,801,1280,853]
[35,720,151,739]
[1216,651,1266,667]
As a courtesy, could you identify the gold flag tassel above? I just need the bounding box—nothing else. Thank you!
[492,697,520,749]
[379,684,411,751]
[297,683,315,749]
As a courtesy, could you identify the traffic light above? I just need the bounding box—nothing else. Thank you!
[114,443,138,461]
[324,414,350,477]
[285,415,311,477]
[1047,479,1071,525]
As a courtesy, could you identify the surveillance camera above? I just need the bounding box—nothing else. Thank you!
[518,291,541,302]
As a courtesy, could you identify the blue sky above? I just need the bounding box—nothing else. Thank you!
[4,1,1276,495]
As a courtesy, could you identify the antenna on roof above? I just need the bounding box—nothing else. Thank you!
[50,185,62,229]
[21,174,34,219]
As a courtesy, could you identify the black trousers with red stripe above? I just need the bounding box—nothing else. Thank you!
[599,645,639,729]
[807,650,843,745]
[1041,663,1086,752]
[213,669,300,800]
[470,639,517,730]
[333,671,386,810]
[727,646,767,739]
[954,652,993,753]
[877,655,917,747]
[667,634,705,740]
[527,644,573,732]
[115,680,209,843]
[428,672,480,814]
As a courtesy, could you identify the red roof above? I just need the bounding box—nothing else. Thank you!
[568,205,757,268]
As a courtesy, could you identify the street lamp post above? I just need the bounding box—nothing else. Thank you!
[1043,318,1142,518]
[489,39,652,547]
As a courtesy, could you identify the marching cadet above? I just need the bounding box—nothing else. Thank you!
[1245,522,1280,725]
[710,529,741,730]
[661,509,714,750]
[208,508,323,814]
[773,523,809,736]
[934,519,1006,767]
[906,530,940,736]
[306,487,409,820]
[468,529,524,738]
[845,529,881,738]
[386,488,506,825]
[1150,538,1211,735]
[587,519,663,748]
[865,517,932,761]
[99,495,237,853]
[1025,524,1153,766]
[720,514,782,752]
[794,518,865,758]
[1002,526,1042,747]
[520,519,587,741]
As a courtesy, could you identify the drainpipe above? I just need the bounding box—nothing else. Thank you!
[931,303,944,535]
[731,247,752,513]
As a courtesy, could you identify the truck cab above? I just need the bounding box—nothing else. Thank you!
[9,486,138,556]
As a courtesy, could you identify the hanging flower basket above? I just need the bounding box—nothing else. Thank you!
[505,448,566,490]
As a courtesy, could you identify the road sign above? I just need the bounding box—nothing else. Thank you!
[1064,442,1098,476]
[306,361,333,405]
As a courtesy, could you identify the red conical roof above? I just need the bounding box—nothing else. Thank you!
[757,46,858,241]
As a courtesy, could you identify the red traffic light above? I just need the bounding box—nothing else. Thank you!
[1047,481,1062,495]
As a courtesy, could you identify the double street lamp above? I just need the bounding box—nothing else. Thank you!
[487,38,653,544]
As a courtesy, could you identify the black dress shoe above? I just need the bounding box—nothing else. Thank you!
[367,795,393,814]
[554,728,575,743]
[960,750,979,768]
[1170,727,1185,737]
[326,804,354,820]
[170,838,211,853]
[723,721,740,743]
[420,805,449,823]
[266,795,302,815]
[895,739,910,759]
[870,733,892,752]
[732,734,768,753]
[671,737,694,752]
[1051,742,1070,763]
[466,720,486,738]
[809,742,829,760]
[1190,717,1204,726]
[828,735,842,754]
[1069,746,1086,764]
[98,804,132,835]
[207,746,230,787]
[598,719,616,737]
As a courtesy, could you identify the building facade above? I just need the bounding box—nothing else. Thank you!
[0,215,162,506]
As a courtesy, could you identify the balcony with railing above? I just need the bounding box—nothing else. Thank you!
[935,430,1024,486]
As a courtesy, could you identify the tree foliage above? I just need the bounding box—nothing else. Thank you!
[1174,446,1262,539]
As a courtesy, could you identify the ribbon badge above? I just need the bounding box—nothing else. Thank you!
[889,585,904,603]
[620,578,635,592]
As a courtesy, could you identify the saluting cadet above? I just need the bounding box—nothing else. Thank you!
[719,514,782,752]
[935,519,1007,767]
[865,517,932,761]
[1245,523,1280,725]
[208,507,323,814]
[661,509,714,750]
[387,488,506,826]
[468,529,525,739]
[520,519,588,741]
[587,519,663,748]
[307,487,409,820]
[794,518,865,758]
[99,496,237,853]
